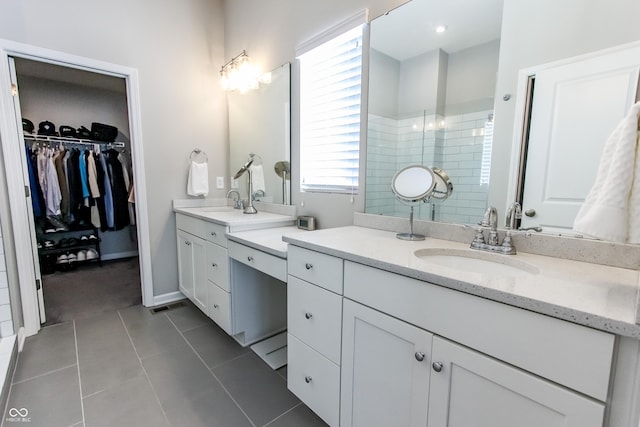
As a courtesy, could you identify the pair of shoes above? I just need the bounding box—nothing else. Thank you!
[58,238,78,248]
[77,250,86,261]
[86,249,99,260]
[79,234,98,241]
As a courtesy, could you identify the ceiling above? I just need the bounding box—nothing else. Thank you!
[371,0,504,61]
[14,57,126,93]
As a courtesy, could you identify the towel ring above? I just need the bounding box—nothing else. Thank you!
[190,148,208,163]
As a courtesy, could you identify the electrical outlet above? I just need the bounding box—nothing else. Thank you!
[231,177,239,189]
[216,176,224,189]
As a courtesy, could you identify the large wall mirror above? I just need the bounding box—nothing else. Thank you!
[365,0,640,242]
[229,63,291,204]
[366,0,502,225]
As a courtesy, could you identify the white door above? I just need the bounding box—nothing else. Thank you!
[8,57,46,323]
[521,46,640,232]
[427,336,605,427]
[340,299,432,427]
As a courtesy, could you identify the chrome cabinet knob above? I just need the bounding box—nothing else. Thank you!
[247,256,254,262]
[305,263,313,270]
[305,376,312,383]
[432,362,443,372]
[211,263,217,268]
[524,209,536,217]
[414,352,425,362]
[305,312,313,319]
[211,231,217,237]
[213,304,219,309]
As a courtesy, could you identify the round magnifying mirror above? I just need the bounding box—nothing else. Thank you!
[391,165,436,202]
[430,167,454,201]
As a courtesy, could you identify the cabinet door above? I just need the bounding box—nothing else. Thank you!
[177,230,194,299]
[341,299,432,427]
[191,236,208,312]
[427,336,605,427]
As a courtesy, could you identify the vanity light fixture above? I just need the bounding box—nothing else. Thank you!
[220,50,262,93]
[435,25,448,33]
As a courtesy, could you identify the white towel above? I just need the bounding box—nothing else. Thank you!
[187,161,209,196]
[573,101,640,243]
[249,164,266,194]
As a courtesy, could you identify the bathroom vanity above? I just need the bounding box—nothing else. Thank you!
[283,222,640,427]
[173,201,298,348]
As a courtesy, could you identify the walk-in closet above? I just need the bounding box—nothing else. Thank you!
[14,58,142,325]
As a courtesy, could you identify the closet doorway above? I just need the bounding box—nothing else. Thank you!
[0,40,153,336]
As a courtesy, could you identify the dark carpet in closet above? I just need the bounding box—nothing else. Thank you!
[42,257,142,326]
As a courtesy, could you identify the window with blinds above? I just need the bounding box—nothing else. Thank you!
[299,25,363,194]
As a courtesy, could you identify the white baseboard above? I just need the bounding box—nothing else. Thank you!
[150,291,185,307]
[101,251,139,261]
[17,327,25,351]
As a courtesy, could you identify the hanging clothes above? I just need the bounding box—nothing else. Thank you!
[25,145,42,217]
[105,149,130,231]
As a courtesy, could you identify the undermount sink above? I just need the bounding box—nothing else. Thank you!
[201,206,235,212]
[414,248,540,276]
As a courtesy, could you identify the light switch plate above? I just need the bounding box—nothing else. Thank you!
[231,177,239,189]
[216,176,224,189]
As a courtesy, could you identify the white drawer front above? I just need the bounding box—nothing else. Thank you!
[288,334,340,427]
[288,276,342,364]
[207,242,230,291]
[288,245,343,294]
[176,213,206,237]
[206,222,228,247]
[228,241,287,282]
[208,282,232,334]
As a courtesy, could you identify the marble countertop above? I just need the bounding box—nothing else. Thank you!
[227,226,310,258]
[173,205,295,231]
[283,226,640,338]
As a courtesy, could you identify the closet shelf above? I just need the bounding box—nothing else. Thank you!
[24,134,125,148]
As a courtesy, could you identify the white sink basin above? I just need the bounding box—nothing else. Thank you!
[201,206,235,212]
[414,248,539,276]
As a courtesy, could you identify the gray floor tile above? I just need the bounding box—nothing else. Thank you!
[214,353,300,426]
[267,404,329,427]
[119,306,187,358]
[83,375,169,427]
[142,345,218,410]
[276,365,288,381]
[183,323,249,369]
[13,322,77,383]
[165,300,211,332]
[163,386,253,427]
[5,365,82,427]
[76,310,145,396]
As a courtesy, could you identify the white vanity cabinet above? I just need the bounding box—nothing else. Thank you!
[340,261,611,427]
[176,229,208,312]
[287,246,344,427]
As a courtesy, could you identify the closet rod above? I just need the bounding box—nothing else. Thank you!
[23,134,125,148]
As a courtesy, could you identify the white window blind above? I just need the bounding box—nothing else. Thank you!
[299,24,364,194]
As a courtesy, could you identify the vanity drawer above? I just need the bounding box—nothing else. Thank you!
[288,245,344,294]
[208,282,232,334]
[206,222,228,247]
[228,240,286,282]
[176,213,206,237]
[207,242,229,291]
[288,334,340,427]
[288,276,342,364]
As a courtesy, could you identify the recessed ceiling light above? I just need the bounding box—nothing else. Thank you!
[435,25,448,33]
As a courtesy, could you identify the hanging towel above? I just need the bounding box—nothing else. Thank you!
[249,164,265,194]
[573,101,640,243]
[187,161,209,196]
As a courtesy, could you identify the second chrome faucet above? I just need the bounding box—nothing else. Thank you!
[470,206,517,255]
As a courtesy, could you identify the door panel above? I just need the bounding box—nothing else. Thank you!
[521,46,640,232]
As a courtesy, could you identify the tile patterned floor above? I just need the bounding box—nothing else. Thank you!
[2,301,328,427]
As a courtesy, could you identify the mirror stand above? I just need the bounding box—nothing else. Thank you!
[397,205,425,241]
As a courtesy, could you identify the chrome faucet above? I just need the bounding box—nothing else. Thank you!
[505,202,522,230]
[226,190,243,209]
[470,206,517,255]
[252,189,265,201]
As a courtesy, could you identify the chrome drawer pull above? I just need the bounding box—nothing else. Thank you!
[414,352,425,362]
[432,362,443,373]
[213,304,219,309]
[247,256,254,262]
[304,376,312,383]
[305,313,313,320]
[305,263,313,270]
[211,263,217,268]
[211,231,217,237]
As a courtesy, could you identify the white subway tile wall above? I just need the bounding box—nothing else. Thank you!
[366,110,493,225]
[0,225,14,338]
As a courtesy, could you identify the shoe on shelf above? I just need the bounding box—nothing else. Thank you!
[77,250,87,262]
[67,253,77,263]
[86,249,99,260]
[46,215,68,232]
[43,240,56,248]
[56,254,68,264]
[80,235,89,241]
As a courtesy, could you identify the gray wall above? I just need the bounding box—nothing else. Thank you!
[490,0,640,212]
[0,0,226,298]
